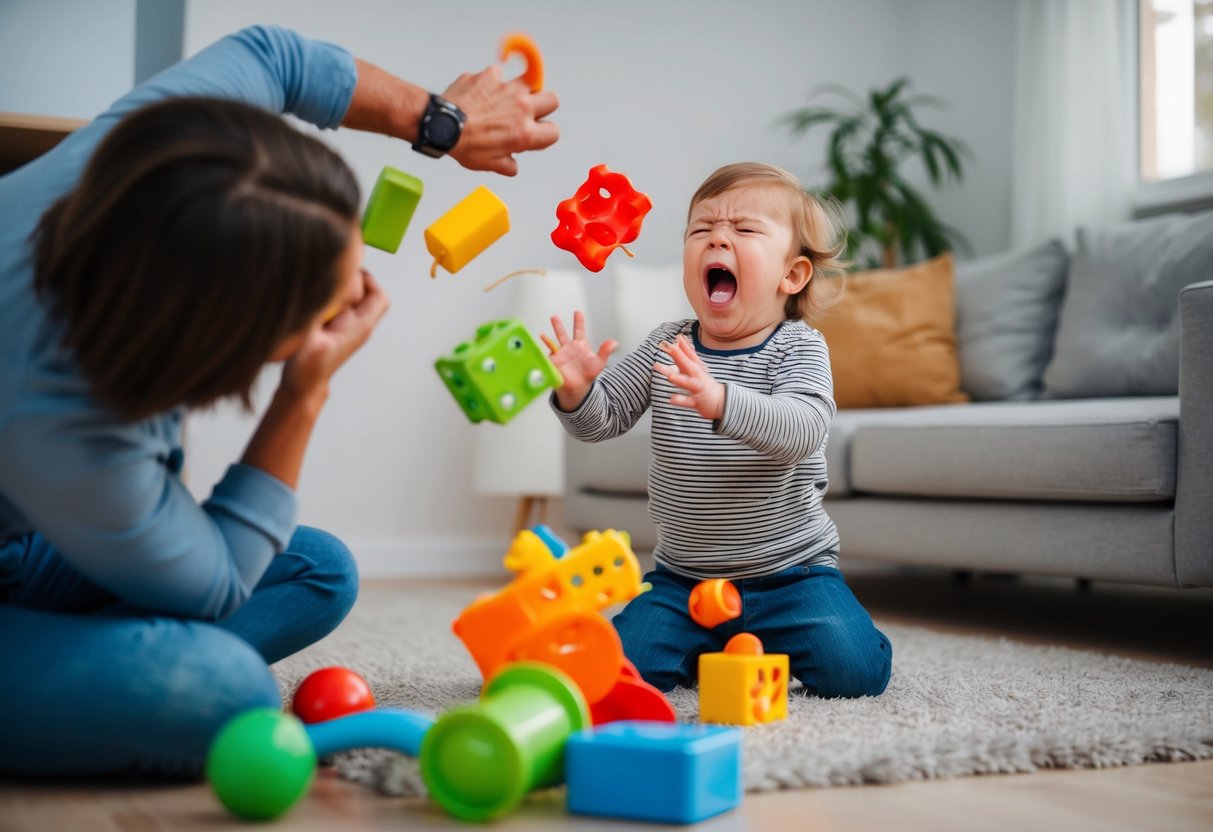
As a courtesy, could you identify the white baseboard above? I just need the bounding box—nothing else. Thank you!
[345,535,515,579]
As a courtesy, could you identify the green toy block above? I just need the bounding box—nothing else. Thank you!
[435,320,563,425]
[361,166,423,253]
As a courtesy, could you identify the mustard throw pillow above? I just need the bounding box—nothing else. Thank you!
[813,253,969,409]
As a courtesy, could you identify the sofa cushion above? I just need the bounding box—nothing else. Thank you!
[846,398,1178,502]
[955,239,1069,401]
[1042,210,1213,398]
[814,254,969,409]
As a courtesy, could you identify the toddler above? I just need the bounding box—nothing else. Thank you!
[548,162,892,697]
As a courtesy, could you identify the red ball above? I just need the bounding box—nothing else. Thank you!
[291,667,375,724]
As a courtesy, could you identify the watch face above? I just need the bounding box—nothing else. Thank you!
[428,111,459,150]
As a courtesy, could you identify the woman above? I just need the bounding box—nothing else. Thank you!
[0,24,559,777]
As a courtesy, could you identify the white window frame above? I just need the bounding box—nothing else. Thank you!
[1132,0,1213,212]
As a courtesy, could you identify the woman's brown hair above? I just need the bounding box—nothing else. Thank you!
[33,96,360,422]
[688,162,848,321]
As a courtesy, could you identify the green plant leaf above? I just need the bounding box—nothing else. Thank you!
[780,107,846,135]
[782,76,971,267]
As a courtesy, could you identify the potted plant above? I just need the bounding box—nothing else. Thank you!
[781,77,970,270]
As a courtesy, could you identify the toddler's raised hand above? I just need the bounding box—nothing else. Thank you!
[547,310,616,411]
[656,334,725,421]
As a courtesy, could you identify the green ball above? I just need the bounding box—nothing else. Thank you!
[206,708,316,820]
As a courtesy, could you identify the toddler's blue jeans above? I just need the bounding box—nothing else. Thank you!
[0,526,357,778]
[613,562,892,697]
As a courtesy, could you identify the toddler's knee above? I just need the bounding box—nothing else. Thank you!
[615,626,693,693]
[810,634,892,699]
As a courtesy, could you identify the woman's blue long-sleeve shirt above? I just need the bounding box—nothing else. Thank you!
[0,26,357,619]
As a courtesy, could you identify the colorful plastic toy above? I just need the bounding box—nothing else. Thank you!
[531,522,569,558]
[206,708,316,821]
[454,528,641,684]
[208,706,436,820]
[551,164,652,272]
[453,528,674,724]
[590,660,677,725]
[420,663,588,822]
[698,632,789,726]
[425,185,510,277]
[361,166,423,253]
[565,721,743,824]
[306,708,433,758]
[688,579,742,629]
[500,32,544,91]
[291,666,376,724]
[434,319,562,424]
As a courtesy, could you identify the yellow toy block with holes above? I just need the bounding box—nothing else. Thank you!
[698,633,789,726]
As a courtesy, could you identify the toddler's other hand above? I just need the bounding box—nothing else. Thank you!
[656,334,725,421]
[547,310,616,411]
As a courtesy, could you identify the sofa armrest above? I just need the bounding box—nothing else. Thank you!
[1176,279,1213,585]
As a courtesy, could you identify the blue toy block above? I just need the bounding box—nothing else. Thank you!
[565,721,742,824]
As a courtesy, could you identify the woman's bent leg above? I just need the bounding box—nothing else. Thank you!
[215,525,359,664]
[0,605,279,777]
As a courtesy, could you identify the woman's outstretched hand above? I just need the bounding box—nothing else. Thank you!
[443,65,559,176]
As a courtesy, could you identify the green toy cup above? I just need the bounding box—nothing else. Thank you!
[419,662,589,822]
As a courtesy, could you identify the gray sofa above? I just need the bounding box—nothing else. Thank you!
[562,217,1213,589]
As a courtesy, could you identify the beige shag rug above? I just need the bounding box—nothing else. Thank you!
[271,584,1213,796]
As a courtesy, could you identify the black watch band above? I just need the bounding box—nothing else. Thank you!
[411,93,466,159]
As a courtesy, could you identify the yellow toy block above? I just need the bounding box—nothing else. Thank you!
[698,633,789,726]
[425,185,510,277]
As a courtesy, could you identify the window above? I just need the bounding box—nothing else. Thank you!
[1139,0,1213,187]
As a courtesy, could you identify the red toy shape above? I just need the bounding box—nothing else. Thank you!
[590,661,677,725]
[551,164,652,272]
[291,666,376,724]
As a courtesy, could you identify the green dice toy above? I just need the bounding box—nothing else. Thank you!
[435,320,563,425]
[362,166,423,253]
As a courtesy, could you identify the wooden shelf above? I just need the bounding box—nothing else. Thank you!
[0,111,87,172]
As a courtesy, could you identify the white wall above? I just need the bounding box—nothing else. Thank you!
[905,0,1017,259]
[0,0,135,118]
[177,1,1012,574]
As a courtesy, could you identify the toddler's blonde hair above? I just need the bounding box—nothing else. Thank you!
[688,162,847,321]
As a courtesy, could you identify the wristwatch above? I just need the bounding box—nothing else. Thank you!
[411,93,466,158]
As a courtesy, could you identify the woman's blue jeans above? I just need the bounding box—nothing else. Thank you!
[613,562,892,697]
[0,526,358,778]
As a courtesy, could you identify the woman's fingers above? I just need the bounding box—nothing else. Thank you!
[530,89,560,121]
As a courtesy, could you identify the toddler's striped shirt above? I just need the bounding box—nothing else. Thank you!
[553,318,840,578]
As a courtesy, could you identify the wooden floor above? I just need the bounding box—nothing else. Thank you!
[3,566,1211,832]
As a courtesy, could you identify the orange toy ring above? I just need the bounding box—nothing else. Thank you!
[500,32,544,92]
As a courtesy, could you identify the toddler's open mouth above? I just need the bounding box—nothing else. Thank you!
[705,265,737,307]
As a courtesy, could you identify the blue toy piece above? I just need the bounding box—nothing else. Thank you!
[306,708,434,758]
[530,523,569,558]
[564,721,743,824]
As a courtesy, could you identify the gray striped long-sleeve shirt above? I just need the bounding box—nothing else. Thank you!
[554,318,840,578]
